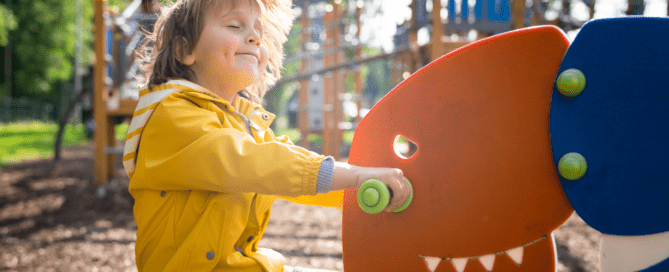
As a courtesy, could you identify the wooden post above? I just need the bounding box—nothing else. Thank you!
[431,0,444,61]
[391,61,399,88]
[94,0,109,185]
[298,9,310,148]
[332,3,344,161]
[531,0,540,26]
[354,4,363,125]
[625,0,645,15]
[512,0,526,29]
[585,0,596,21]
[107,117,116,178]
[409,0,419,73]
[323,9,333,156]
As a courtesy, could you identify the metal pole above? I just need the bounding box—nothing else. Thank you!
[271,47,409,90]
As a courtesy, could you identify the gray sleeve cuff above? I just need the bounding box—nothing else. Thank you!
[316,156,335,194]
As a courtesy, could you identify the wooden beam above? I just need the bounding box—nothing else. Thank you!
[431,0,444,61]
[94,0,109,185]
[107,116,116,179]
[409,0,419,72]
[354,4,363,125]
[323,9,333,156]
[272,48,408,89]
[512,0,526,29]
[332,3,344,161]
[298,8,310,149]
[107,98,138,116]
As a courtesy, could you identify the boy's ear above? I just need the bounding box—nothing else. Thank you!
[175,37,195,65]
[181,53,196,66]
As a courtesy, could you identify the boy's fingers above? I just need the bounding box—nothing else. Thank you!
[386,178,407,212]
[396,177,410,211]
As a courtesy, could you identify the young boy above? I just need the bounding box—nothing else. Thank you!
[123,0,411,271]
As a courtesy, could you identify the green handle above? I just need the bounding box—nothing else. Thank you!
[357,177,413,214]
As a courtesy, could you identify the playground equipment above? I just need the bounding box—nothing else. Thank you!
[90,0,158,185]
[343,17,669,272]
[283,0,551,161]
[390,0,544,86]
[551,17,669,272]
[343,26,573,272]
[86,0,558,181]
[357,177,413,214]
[289,0,366,161]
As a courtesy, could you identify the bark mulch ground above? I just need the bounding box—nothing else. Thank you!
[0,143,600,271]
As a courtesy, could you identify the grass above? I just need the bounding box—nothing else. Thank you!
[0,121,352,167]
[0,121,107,166]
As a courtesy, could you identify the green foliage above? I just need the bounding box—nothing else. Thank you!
[107,0,130,13]
[273,127,301,143]
[114,121,129,141]
[308,133,322,145]
[0,5,17,46]
[9,0,96,97]
[264,22,302,116]
[345,130,355,144]
[273,128,355,147]
[0,121,88,166]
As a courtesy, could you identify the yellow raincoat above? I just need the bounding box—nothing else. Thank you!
[126,80,344,272]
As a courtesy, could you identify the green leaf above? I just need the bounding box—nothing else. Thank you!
[0,5,17,46]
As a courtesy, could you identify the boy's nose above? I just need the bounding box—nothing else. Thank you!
[247,31,261,46]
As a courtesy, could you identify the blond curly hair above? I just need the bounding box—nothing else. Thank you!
[138,0,294,103]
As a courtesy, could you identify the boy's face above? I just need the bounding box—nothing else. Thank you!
[183,0,264,98]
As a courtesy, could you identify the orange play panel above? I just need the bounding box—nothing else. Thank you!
[343,26,574,271]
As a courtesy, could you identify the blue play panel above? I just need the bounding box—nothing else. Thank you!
[550,17,669,236]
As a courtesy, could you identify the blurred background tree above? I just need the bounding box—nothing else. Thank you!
[0,4,16,46]
[0,0,131,120]
[0,0,663,123]
[2,0,94,99]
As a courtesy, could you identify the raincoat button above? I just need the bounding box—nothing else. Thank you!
[247,236,254,242]
[160,191,166,197]
[206,251,215,260]
[262,114,269,120]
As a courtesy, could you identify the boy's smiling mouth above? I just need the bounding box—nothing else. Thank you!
[236,52,259,61]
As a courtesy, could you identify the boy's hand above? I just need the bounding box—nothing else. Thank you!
[331,162,411,212]
[357,168,410,212]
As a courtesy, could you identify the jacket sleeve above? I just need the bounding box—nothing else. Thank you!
[130,94,324,197]
[264,129,345,209]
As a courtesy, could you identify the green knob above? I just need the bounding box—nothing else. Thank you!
[357,179,390,214]
[357,178,413,214]
[556,68,586,97]
[558,152,588,180]
[362,187,380,207]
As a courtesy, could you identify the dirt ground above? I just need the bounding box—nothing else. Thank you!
[0,143,601,271]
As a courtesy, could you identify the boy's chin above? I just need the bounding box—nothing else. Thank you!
[235,70,259,88]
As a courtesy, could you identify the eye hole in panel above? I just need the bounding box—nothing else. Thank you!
[393,135,418,160]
